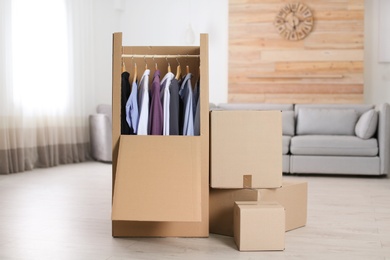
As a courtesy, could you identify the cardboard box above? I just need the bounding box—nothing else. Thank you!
[234,202,285,251]
[209,181,307,236]
[112,136,202,222]
[111,33,210,237]
[259,181,307,231]
[209,188,258,236]
[210,110,282,189]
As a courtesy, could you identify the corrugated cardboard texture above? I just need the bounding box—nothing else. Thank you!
[111,33,210,237]
[258,181,308,231]
[209,181,307,236]
[234,202,285,251]
[209,188,258,236]
[210,110,282,188]
[112,136,201,222]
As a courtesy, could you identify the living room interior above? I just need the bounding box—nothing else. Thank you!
[1,0,390,259]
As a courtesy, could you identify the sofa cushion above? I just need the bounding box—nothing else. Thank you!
[295,104,374,117]
[282,111,295,136]
[291,135,378,156]
[296,108,358,135]
[282,135,290,155]
[355,109,378,139]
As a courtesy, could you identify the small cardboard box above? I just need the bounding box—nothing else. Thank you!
[210,110,282,189]
[209,188,258,236]
[234,202,285,251]
[209,181,307,236]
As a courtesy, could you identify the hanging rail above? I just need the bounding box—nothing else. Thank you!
[121,54,200,58]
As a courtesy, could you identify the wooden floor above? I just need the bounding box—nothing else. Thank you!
[0,162,389,260]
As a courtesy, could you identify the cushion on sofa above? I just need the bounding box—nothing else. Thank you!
[296,108,358,135]
[282,111,295,136]
[290,135,378,156]
[294,104,374,117]
[282,136,290,155]
[355,109,378,139]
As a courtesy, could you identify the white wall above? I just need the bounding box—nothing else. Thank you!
[92,0,122,107]
[92,0,228,106]
[364,0,390,104]
[92,0,390,107]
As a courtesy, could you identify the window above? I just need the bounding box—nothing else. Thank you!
[12,0,69,113]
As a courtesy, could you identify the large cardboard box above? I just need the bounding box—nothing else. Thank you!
[210,110,282,189]
[111,33,210,237]
[209,181,308,236]
[234,202,285,251]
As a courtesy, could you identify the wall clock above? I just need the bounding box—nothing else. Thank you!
[274,3,314,41]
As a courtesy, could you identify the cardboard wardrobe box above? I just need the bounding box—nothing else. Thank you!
[234,201,285,251]
[111,33,210,237]
[209,181,308,236]
[210,110,282,189]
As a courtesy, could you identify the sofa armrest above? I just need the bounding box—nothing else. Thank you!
[376,103,390,174]
[89,114,112,162]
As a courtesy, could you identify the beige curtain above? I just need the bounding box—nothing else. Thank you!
[0,0,95,174]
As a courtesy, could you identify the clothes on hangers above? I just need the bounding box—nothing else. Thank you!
[179,73,194,136]
[125,80,139,134]
[120,56,200,136]
[137,69,150,135]
[169,77,181,135]
[121,71,131,135]
[148,70,163,135]
[160,72,174,135]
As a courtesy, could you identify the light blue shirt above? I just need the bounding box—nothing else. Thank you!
[125,81,139,134]
[179,73,194,136]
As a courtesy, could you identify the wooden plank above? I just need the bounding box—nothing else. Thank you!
[313,10,364,21]
[228,83,363,94]
[313,21,364,32]
[228,93,364,104]
[248,74,344,79]
[305,32,364,49]
[275,61,363,73]
[229,73,363,85]
[260,50,364,62]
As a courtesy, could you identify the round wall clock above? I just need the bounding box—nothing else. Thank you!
[274,3,314,41]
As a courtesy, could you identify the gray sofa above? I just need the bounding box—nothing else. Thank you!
[89,104,112,162]
[215,103,390,176]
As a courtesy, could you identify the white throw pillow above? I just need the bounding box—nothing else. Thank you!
[355,109,378,139]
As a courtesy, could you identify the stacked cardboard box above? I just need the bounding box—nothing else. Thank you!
[234,202,285,251]
[209,110,308,251]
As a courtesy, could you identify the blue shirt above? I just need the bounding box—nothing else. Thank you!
[125,81,139,134]
[179,73,194,136]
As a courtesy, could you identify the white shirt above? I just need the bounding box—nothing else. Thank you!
[160,72,174,135]
[137,69,150,135]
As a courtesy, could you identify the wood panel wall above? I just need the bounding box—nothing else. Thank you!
[228,0,364,104]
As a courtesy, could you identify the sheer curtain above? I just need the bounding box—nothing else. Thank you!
[0,0,95,174]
